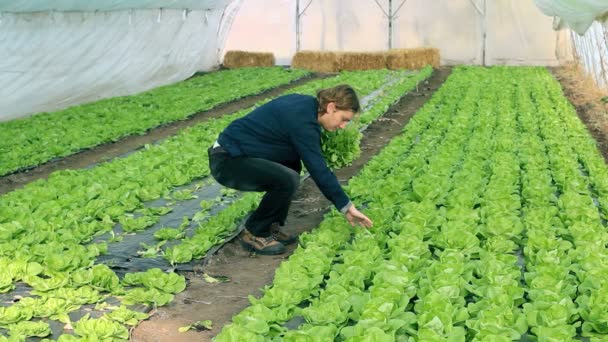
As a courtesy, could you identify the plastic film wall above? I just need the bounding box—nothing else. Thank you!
[224,0,573,67]
[0,1,231,12]
[570,21,608,91]
[0,2,240,121]
[534,0,608,35]
[533,0,608,91]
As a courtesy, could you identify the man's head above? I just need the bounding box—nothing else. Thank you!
[317,84,360,131]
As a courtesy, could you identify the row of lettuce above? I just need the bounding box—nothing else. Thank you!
[0,67,433,340]
[0,67,310,177]
[214,66,608,341]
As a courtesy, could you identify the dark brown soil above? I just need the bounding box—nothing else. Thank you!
[130,67,452,342]
[550,64,608,163]
[0,74,325,196]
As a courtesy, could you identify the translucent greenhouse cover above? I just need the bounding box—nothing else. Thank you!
[0,0,241,121]
[534,0,608,90]
[534,0,608,35]
[1,0,595,121]
[570,20,608,90]
[0,1,228,12]
[224,0,573,67]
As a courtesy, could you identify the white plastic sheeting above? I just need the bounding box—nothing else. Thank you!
[484,1,572,66]
[224,0,573,67]
[533,0,608,91]
[570,21,608,90]
[534,0,608,35]
[0,0,229,12]
[0,1,241,121]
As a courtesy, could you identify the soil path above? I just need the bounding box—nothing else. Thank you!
[130,67,452,341]
[0,74,324,195]
[550,65,608,162]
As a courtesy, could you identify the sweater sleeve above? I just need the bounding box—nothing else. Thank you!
[288,123,351,212]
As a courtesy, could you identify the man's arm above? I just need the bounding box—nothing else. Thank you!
[288,124,352,213]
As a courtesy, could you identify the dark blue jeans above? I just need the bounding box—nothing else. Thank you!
[208,146,301,237]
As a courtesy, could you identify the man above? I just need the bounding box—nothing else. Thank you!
[208,84,373,255]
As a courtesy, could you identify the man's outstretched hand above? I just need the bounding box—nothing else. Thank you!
[345,206,373,228]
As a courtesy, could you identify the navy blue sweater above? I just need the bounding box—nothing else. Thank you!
[217,94,350,211]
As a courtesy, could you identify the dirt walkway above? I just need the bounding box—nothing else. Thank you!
[0,74,324,195]
[130,67,452,341]
[550,64,608,162]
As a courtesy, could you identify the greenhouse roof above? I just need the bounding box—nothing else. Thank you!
[534,0,608,34]
[0,0,232,12]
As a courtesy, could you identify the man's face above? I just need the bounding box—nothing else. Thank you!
[319,103,354,131]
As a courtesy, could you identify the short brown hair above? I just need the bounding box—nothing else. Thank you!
[316,84,360,114]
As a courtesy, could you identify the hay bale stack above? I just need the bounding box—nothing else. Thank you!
[337,52,387,71]
[291,51,339,73]
[292,48,440,72]
[223,50,275,68]
[386,47,440,70]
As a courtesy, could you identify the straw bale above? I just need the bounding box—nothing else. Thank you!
[386,47,440,70]
[292,48,439,72]
[223,50,275,68]
[336,52,388,71]
[291,51,339,73]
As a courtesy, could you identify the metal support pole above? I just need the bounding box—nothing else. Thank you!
[296,0,312,52]
[468,0,486,66]
[374,0,407,50]
[296,0,300,51]
[388,0,392,49]
[482,0,487,66]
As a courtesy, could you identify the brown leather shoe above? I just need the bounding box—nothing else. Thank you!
[270,223,297,245]
[240,229,285,255]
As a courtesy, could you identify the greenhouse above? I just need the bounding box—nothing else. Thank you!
[1,0,608,341]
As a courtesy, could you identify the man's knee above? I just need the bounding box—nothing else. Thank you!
[284,168,300,194]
